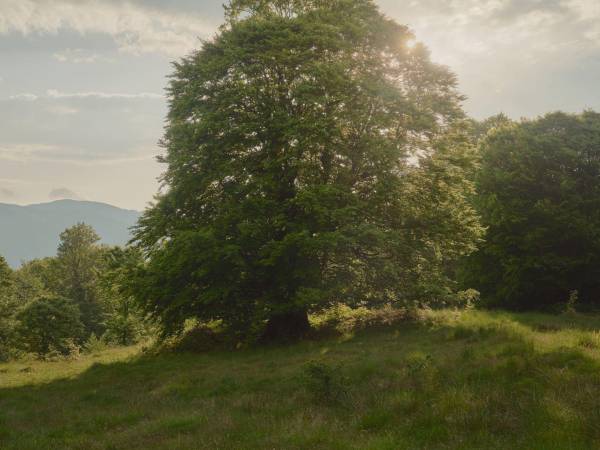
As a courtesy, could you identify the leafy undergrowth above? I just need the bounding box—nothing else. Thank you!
[3,310,600,449]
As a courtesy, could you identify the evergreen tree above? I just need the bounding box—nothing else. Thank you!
[132,0,482,339]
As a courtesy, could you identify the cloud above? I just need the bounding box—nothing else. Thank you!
[381,0,588,65]
[0,0,217,56]
[48,187,82,201]
[46,89,164,100]
[46,105,78,116]
[7,90,164,101]
[0,187,16,200]
[0,144,60,162]
[0,142,157,165]
[0,87,166,165]
[9,93,38,101]
[376,0,600,117]
[53,48,115,64]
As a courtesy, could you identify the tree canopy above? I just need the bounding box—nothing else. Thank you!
[16,295,83,357]
[55,223,105,336]
[131,0,482,339]
[463,111,600,309]
[0,256,16,361]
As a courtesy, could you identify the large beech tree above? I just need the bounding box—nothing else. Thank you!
[132,0,482,339]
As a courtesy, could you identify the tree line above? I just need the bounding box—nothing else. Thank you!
[0,224,145,360]
[3,0,600,358]
[462,111,600,311]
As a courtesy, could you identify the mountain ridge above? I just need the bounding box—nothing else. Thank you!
[0,199,139,212]
[0,199,141,268]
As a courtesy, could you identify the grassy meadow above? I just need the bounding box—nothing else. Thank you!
[3,309,600,449]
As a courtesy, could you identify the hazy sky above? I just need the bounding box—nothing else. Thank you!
[2,0,600,210]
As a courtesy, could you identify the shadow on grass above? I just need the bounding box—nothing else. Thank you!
[2,314,600,449]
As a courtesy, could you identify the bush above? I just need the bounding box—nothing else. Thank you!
[83,333,107,354]
[454,289,480,310]
[302,361,349,406]
[167,325,227,353]
[564,290,579,314]
[16,296,84,358]
[310,304,407,335]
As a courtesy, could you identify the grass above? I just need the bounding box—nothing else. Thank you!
[3,309,600,449]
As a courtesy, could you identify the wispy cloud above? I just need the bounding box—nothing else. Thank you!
[0,0,216,56]
[383,0,589,66]
[45,105,78,115]
[0,143,157,165]
[376,0,600,117]
[46,89,164,100]
[7,90,164,101]
[48,187,82,200]
[0,187,16,200]
[9,93,38,101]
[53,48,115,64]
[0,143,60,162]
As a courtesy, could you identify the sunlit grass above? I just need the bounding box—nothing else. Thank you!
[3,309,600,449]
[0,345,143,389]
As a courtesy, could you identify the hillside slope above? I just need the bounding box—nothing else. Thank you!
[2,310,600,449]
[0,200,140,267]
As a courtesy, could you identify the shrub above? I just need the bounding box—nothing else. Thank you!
[310,304,407,336]
[16,296,84,358]
[454,289,480,310]
[302,361,349,405]
[564,290,579,314]
[167,325,228,353]
[83,333,108,354]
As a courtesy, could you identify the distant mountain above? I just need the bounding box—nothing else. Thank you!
[0,200,141,268]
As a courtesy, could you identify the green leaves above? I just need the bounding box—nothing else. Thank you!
[465,112,600,309]
[16,296,84,358]
[0,256,17,361]
[132,0,481,338]
[55,223,105,337]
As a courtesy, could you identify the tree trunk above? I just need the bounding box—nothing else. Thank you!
[262,309,310,342]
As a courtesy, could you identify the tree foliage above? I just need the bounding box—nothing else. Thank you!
[13,258,59,304]
[463,111,600,309]
[16,295,83,357]
[0,255,17,361]
[131,0,481,339]
[55,223,105,336]
[0,223,150,360]
[99,247,146,345]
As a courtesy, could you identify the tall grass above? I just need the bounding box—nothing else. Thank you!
[3,309,600,449]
